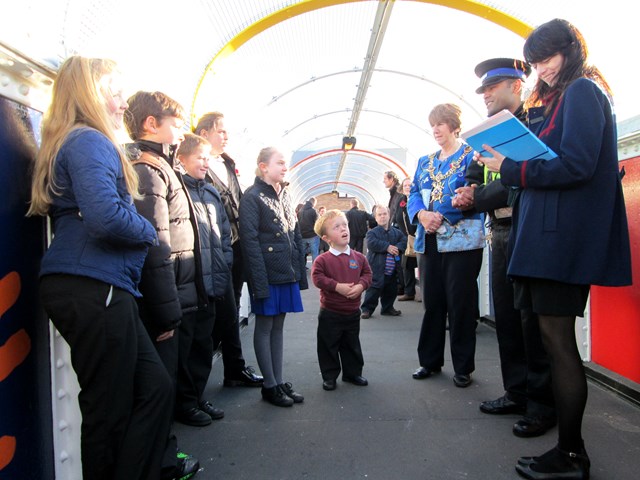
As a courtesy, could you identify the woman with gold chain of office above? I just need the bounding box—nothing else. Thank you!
[407,103,485,388]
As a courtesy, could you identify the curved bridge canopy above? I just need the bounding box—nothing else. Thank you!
[2,0,636,209]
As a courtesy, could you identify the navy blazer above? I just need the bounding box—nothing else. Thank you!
[500,78,631,286]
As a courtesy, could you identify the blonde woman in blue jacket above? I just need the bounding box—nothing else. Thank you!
[407,103,485,389]
[28,56,172,480]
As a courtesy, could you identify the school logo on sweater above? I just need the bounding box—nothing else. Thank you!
[348,259,359,269]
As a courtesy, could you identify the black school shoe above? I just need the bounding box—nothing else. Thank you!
[199,401,224,420]
[224,366,264,387]
[175,407,212,427]
[515,445,590,479]
[279,382,304,403]
[261,385,294,407]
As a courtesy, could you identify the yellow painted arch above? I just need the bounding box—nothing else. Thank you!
[190,0,533,126]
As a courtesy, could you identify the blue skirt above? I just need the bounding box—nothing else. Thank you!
[251,282,304,316]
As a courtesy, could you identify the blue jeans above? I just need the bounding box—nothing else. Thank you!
[301,236,320,263]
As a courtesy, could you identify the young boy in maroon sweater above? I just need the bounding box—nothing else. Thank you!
[311,209,373,391]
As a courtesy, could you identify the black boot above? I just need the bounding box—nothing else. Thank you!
[261,386,294,407]
[279,382,304,403]
[516,445,590,479]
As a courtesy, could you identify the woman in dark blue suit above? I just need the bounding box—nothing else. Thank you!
[479,19,631,480]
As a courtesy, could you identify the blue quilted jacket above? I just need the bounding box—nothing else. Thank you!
[39,128,157,297]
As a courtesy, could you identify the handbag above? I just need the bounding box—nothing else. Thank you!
[402,210,417,257]
[405,233,416,257]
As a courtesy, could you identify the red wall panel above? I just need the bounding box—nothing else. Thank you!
[591,156,640,383]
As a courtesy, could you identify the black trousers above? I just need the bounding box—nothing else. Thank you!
[317,308,364,380]
[492,225,555,416]
[400,254,417,296]
[176,308,215,412]
[349,235,365,253]
[361,272,398,314]
[139,298,180,477]
[40,274,173,480]
[417,234,483,375]
[211,280,247,378]
[231,241,245,310]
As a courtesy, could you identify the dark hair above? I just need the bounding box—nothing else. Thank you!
[523,18,611,112]
[193,111,224,135]
[384,171,399,185]
[428,103,462,136]
[124,91,184,140]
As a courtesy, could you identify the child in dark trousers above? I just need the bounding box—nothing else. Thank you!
[360,205,407,319]
[312,209,372,391]
[124,91,202,480]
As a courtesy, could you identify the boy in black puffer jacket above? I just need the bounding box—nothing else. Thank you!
[124,91,204,480]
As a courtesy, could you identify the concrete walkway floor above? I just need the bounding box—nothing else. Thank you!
[175,277,640,480]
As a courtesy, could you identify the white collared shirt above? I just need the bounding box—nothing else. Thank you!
[329,245,351,256]
[210,155,229,187]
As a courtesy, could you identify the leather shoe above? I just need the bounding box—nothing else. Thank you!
[342,375,368,386]
[224,366,264,387]
[175,407,212,427]
[323,379,337,391]
[397,294,415,301]
[515,445,590,479]
[513,415,557,438]
[453,374,472,388]
[199,401,224,420]
[412,366,441,379]
[361,311,371,319]
[381,308,401,316]
[480,395,526,415]
[261,386,294,407]
[279,382,304,403]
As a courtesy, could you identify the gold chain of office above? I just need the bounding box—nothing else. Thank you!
[426,145,472,202]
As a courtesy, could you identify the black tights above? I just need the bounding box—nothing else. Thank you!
[538,315,587,453]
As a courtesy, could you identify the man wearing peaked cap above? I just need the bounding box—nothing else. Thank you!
[474,57,532,94]
[452,56,557,439]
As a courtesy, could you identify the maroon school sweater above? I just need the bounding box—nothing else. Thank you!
[311,248,372,314]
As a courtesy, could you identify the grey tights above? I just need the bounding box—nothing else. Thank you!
[253,313,286,388]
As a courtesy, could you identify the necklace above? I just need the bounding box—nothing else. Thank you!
[426,145,472,202]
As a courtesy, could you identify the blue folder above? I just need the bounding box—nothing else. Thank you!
[461,109,556,162]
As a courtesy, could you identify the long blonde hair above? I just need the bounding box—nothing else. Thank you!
[28,56,139,216]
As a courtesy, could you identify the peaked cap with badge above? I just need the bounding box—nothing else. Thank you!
[474,57,532,94]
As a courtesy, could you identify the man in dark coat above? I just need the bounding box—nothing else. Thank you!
[297,197,320,263]
[452,58,555,438]
[345,198,373,252]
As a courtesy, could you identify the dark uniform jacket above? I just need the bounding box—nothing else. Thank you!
[239,176,309,300]
[128,140,205,335]
[464,103,527,225]
[183,174,233,298]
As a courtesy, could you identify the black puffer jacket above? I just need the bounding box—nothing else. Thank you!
[183,174,233,298]
[129,141,203,335]
[239,176,308,300]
